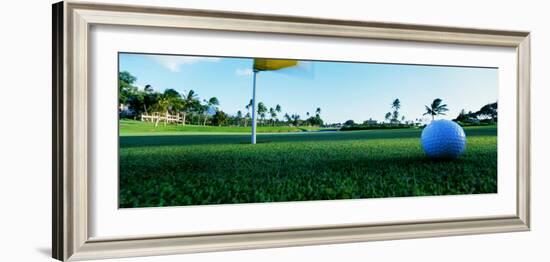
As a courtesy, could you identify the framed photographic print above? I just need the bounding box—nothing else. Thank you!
[52,1,531,261]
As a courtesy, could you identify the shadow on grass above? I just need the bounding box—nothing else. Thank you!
[120,129,423,148]
[120,127,497,148]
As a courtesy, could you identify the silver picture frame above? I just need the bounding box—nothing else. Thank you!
[52,1,531,261]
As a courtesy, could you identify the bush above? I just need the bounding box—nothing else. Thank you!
[455,120,496,127]
[340,124,414,131]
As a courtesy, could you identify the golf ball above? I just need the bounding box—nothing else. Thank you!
[421,120,466,159]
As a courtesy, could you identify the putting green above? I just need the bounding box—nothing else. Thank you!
[119,121,497,208]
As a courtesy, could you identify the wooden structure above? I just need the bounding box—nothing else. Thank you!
[141,112,185,126]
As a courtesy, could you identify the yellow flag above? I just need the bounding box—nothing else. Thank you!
[253,59,298,71]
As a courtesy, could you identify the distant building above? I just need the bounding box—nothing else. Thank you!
[465,117,480,124]
[363,119,377,125]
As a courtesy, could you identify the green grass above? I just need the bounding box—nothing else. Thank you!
[119,119,325,135]
[119,123,497,208]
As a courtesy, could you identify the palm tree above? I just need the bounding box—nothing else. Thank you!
[284,113,291,126]
[206,97,219,110]
[154,95,171,127]
[245,99,253,113]
[423,98,449,120]
[315,107,321,116]
[257,102,267,125]
[392,111,399,124]
[180,90,198,125]
[385,112,392,123]
[275,104,282,126]
[142,84,154,114]
[260,112,267,124]
[166,90,185,121]
[291,114,301,127]
[269,107,277,125]
[189,99,202,125]
[392,98,401,111]
[201,104,210,126]
[203,97,219,125]
[244,99,253,127]
[391,98,401,122]
[244,112,251,126]
[236,110,243,126]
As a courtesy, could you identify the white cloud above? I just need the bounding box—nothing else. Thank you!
[149,55,220,72]
[235,68,253,76]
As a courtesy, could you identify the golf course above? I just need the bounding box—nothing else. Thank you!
[119,120,497,208]
[118,54,499,208]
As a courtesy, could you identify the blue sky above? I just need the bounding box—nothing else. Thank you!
[119,53,498,124]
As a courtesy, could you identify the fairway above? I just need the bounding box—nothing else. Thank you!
[119,122,497,208]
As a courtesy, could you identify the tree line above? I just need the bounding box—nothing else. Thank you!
[382,98,496,125]
[119,71,324,127]
[339,98,497,130]
[120,71,496,128]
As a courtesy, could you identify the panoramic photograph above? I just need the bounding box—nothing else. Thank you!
[118,52,498,208]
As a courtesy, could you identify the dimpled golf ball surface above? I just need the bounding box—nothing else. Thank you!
[421,120,466,159]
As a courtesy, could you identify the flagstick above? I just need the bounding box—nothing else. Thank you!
[251,70,258,144]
